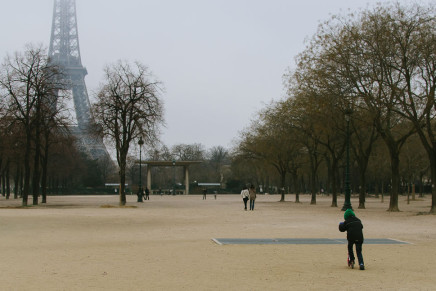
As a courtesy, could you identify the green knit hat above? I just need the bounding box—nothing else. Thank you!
[344,209,355,220]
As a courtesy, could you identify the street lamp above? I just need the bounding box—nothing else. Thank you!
[342,108,353,211]
[172,160,176,195]
[137,137,144,202]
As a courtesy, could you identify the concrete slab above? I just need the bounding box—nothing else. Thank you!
[212,238,411,245]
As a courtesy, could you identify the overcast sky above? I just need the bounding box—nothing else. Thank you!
[1,0,433,151]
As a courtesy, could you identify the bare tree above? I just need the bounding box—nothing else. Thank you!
[93,60,164,206]
[208,146,229,183]
[171,143,205,161]
[378,4,436,213]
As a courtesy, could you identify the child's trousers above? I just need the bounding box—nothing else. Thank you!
[348,241,364,265]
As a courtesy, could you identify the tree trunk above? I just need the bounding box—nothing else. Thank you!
[32,117,41,205]
[119,172,126,206]
[292,172,300,203]
[22,134,32,207]
[358,170,366,209]
[430,161,436,214]
[325,156,332,198]
[41,140,50,204]
[310,174,317,205]
[14,166,20,199]
[6,161,10,199]
[388,154,400,212]
[308,152,318,205]
[19,167,24,198]
[119,153,127,206]
[0,158,2,196]
[1,172,4,197]
[419,173,424,198]
[330,159,338,207]
[41,165,47,203]
[5,159,11,199]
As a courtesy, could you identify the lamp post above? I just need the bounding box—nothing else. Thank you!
[342,108,353,211]
[137,137,144,202]
[172,160,176,195]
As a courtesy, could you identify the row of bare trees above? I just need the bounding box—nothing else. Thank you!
[0,45,116,206]
[0,45,73,206]
[232,2,436,213]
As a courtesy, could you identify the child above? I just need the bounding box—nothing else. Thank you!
[339,209,365,270]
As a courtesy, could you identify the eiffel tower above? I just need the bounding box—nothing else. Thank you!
[48,0,109,160]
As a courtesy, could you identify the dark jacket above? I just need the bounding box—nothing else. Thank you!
[339,216,364,243]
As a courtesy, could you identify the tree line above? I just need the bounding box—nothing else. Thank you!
[0,44,119,205]
[0,48,229,205]
[232,2,436,213]
[1,2,435,212]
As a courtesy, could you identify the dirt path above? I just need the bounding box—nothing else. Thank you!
[1,194,435,290]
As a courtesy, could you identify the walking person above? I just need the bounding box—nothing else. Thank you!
[249,185,256,210]
[339,209,365,270]
[203,188,207,200]
[241,186,249,210]
[145,187,150,200]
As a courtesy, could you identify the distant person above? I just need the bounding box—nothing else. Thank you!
[241,186,249,210]
[145,187,150,200]
[249,185,256,210]
[339,209,365,270]
[203,188,207,200]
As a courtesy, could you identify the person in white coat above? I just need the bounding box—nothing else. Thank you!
[240,186,249,210]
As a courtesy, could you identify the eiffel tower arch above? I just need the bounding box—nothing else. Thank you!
[48,0,109,160]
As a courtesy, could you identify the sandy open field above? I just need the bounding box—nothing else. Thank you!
[1,193,435,291]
